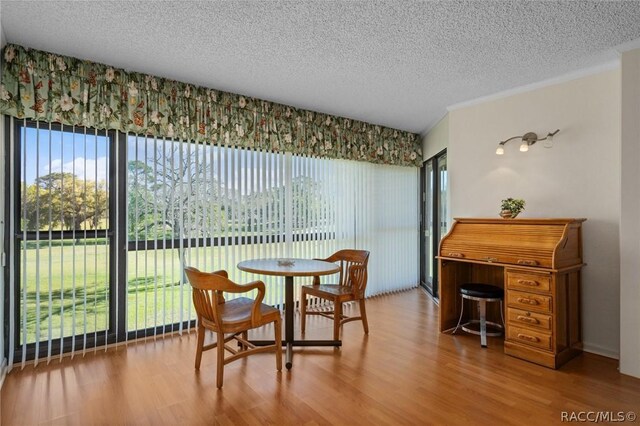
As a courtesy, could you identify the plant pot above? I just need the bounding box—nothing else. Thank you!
[500,210,519,219]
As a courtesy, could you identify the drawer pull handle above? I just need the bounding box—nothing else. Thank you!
[484,257,498,263]
[517,279,538,287]
[517,297,539,305]
[517,333,539,343]
[516,315,539,324]
[448,252,465,258]
[517,259,538,266]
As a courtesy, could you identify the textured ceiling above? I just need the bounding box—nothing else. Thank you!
[2,1,640,134]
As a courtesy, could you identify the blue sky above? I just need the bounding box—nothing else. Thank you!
[22,127,109,184]
[23,127,318,193]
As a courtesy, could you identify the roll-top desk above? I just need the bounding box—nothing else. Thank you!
[438,218,585,369]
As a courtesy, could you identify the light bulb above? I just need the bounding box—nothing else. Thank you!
[544,134,553,148]
[496,145,504,155]
[519,142,529,152]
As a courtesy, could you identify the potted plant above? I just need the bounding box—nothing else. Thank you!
[500,198,525,219]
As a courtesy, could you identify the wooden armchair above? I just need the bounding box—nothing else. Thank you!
[184,267,282,389]
[300,250,370,340]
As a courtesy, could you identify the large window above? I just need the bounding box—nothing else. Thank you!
[4,117,419,364]
[6,120,115,362]
[124,135,343,337]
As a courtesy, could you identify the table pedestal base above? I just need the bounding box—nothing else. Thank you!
[257,276,343,370]
[237,261,343,371]
[250,340,342,370]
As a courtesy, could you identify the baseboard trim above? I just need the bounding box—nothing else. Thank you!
[582,342,619,360]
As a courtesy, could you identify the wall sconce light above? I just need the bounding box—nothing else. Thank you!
[496,129,560,155]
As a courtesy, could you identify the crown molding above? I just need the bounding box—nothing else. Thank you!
[447,59,621,112]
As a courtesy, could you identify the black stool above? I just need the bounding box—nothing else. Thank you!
[452,283,505,348]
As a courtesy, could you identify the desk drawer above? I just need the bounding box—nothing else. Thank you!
[441,249,551,268]
[507,325,552,351]
[506,271,551,293]
[507,307,552,331]
[507,290,552,313]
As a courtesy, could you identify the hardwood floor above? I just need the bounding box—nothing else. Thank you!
[1,289,639,425]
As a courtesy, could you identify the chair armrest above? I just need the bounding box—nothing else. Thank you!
[221,280,267,326]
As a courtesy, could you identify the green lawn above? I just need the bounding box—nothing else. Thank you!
[20,239,328,344]
[21,241,111,344]
[21,244,213,344]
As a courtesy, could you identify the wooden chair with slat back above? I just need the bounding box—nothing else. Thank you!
[184,267,282,389]
[300,250,370,340]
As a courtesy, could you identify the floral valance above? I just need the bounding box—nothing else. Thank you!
[0,44,421,166]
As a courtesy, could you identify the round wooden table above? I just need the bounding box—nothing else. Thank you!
[237,258,340,370]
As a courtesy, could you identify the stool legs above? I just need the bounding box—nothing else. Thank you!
[451,294,465,335]
[452,295,504,347]
[478,299,487,348]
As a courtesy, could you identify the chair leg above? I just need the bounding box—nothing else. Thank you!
[274,318,283,372]
[333,301,342,341]
[241,331,248,351]
[359,299,369,334]
[300,292,307,334]
[195,323,205,370]
[216,332,225,389]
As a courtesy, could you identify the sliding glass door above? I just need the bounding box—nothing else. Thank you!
[7,120,116,362]
[420,150,447,299]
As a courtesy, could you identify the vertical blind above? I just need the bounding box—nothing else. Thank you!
[1,116,418,370]
[0,114,6,386]
[6,119,112,368]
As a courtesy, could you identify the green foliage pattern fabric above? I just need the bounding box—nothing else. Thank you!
[0,44,422,166]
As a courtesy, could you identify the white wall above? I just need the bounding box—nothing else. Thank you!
[448,69,622,359]
[423,114,449,161]
[620,49,640,378]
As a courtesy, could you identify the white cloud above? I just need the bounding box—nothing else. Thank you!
[48,157,109,182]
